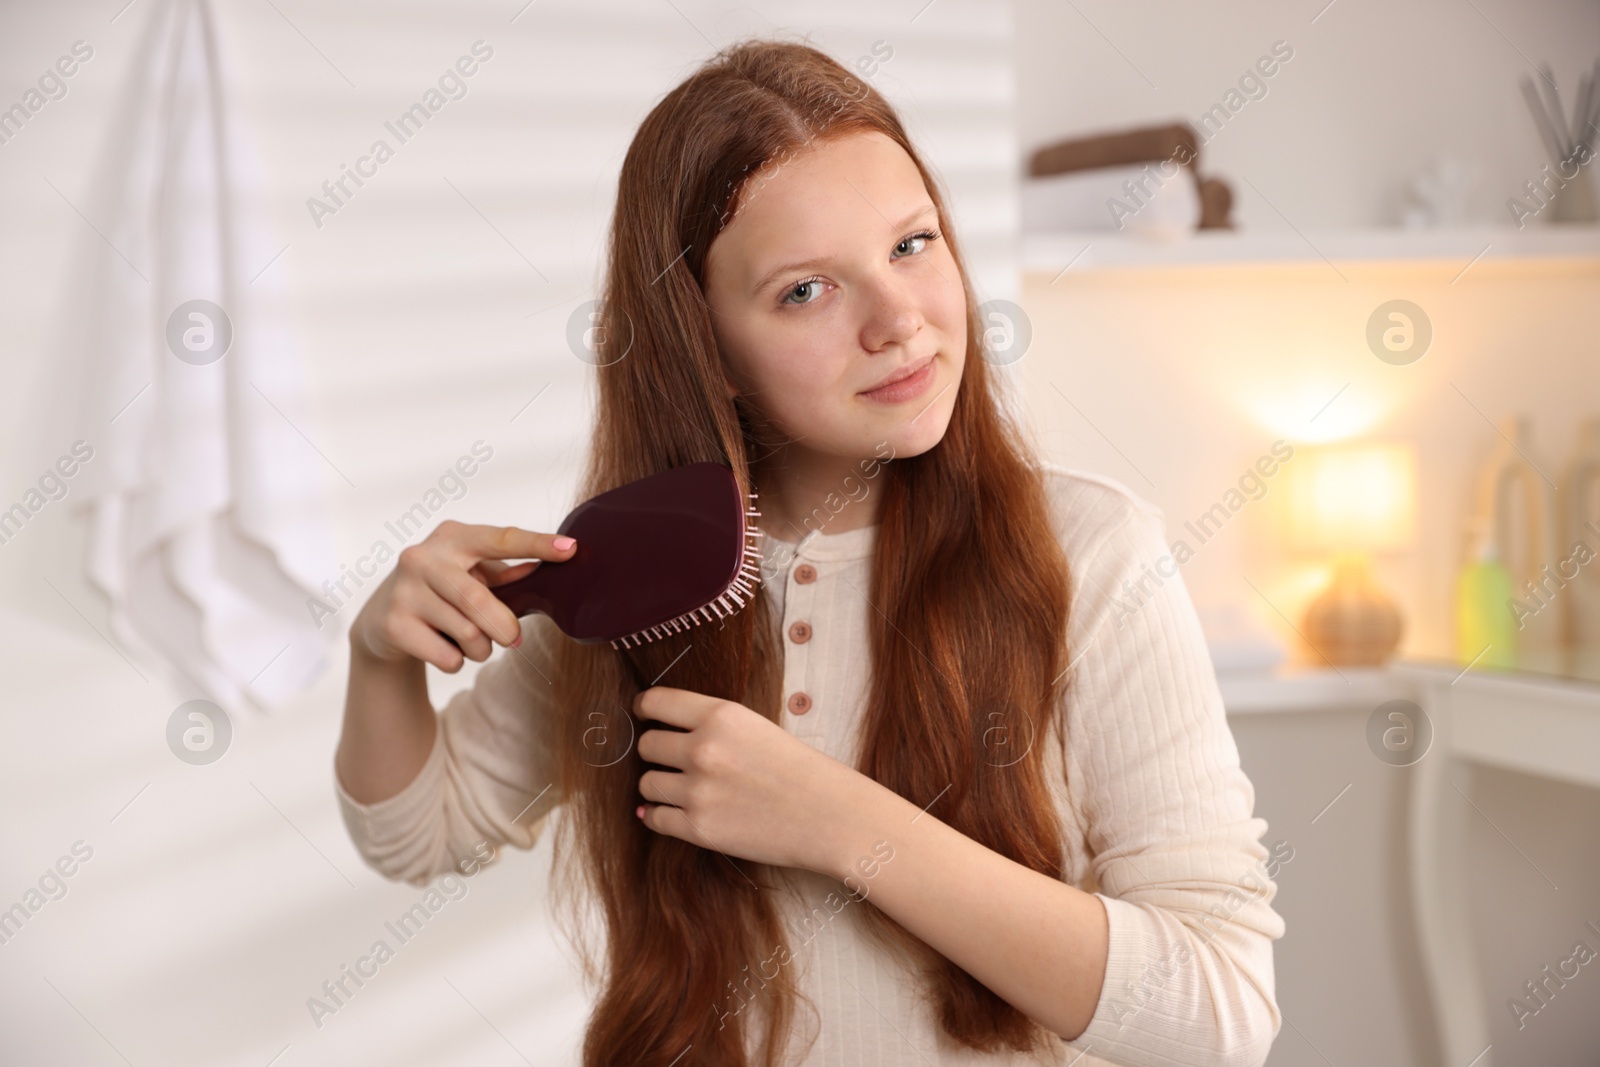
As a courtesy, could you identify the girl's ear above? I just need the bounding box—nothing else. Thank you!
[718,358,742,400]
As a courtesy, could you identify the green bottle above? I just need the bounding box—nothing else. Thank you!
[1455,517,1517,670]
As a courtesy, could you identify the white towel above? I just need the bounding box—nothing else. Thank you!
[1022,162,1201,237]
[60,0,337,712]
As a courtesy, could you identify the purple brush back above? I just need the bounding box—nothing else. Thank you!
[489,462,762,647]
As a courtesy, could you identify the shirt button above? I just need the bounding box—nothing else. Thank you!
[788,620,812,644]
[787,691,812,715]
[794,563,817,584]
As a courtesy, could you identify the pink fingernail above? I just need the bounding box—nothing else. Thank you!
[554,536,576,551]
[635,804,645,819]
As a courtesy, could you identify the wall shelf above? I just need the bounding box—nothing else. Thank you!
[1022,223,1600,275]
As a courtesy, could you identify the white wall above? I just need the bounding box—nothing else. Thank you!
[1016,0,1600,230]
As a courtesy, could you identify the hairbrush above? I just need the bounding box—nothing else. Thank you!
[487,462,764,649]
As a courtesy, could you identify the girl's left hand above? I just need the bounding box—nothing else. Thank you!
[633,686,864,875]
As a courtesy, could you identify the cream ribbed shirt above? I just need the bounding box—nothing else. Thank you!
[335,465,1285,1066]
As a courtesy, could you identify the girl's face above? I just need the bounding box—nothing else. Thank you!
[703,130,966,466]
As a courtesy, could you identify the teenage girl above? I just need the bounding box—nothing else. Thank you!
[335,37,1284,1067]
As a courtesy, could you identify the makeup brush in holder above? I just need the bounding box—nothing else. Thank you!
[1519,57,1600,224]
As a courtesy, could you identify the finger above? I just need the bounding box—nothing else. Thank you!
[637,725,691,770]
[443,522,578,565]
[472,559,540,587]
[632,686,720,729]
[638,801,690,843]
[430,569,522,648]
[389,614,467,673]
[639,768,687,807]
[410,586,494,662]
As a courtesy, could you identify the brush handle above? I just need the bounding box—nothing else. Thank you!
[437,562,564,652]
[1540,62,1570,149]
[1587,57,1600,146]
[1523,76,1568,162]
[487,564,562,619]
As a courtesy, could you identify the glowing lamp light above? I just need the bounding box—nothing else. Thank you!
[1285,441,1418,554]
[1284,440,1419,666]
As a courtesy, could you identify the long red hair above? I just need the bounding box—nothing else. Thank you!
[544,35,1075,1066]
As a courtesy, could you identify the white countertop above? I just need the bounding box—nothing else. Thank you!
[1217,657,1600,715]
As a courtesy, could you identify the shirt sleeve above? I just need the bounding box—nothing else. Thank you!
[333,612,567,887]
[1056,485,1286,1067]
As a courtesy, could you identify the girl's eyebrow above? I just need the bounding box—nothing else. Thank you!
[749,202,938,296]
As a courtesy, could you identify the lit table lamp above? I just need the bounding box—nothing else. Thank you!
[1285,441,1419,666]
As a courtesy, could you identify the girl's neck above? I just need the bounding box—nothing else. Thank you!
[752,451,882,541]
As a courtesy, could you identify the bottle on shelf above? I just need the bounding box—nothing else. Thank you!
[1454,515,1517,670]
[1470,416,1563,674]
[1559,416,1600,681]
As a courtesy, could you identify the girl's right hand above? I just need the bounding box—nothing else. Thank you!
[350,520,577,672]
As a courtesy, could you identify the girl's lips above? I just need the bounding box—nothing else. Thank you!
[857,356,936,403]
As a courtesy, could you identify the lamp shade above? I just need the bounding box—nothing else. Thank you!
[1285,440,1418,554]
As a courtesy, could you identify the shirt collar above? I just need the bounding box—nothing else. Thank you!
[759,521,878,565]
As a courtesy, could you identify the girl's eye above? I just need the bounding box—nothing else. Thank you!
[894,229,941,259]
[778,228,943,307]
[783,277,827,306]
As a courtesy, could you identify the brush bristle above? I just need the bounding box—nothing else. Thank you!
[611,490,765,650]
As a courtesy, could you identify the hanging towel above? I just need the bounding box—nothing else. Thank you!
[59,0,338,713]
